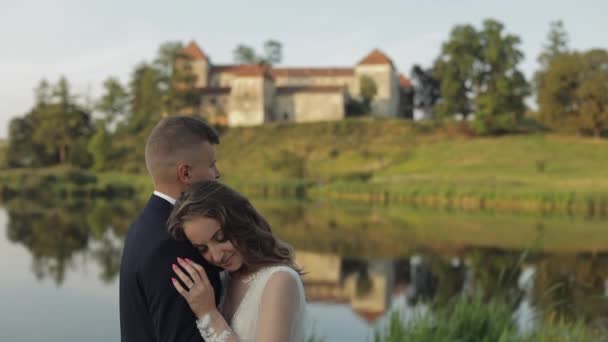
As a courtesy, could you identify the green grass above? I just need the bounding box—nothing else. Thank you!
[374,296,602,342]
[217,118,608,215]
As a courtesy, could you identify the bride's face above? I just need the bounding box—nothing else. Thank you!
[183,216,244,272]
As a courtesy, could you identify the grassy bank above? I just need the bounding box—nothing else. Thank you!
[3,118,608,215]
[0,167,151,201]
[218,118,608,215]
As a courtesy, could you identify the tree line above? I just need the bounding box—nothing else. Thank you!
[3,19,607,172]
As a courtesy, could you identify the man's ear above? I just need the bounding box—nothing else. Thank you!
[177,164,190,184]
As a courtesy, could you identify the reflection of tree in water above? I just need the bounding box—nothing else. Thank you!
[4,198,140,285]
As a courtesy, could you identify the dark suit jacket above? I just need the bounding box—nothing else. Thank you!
[120,194,221,342]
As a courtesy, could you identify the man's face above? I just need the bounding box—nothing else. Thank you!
[185,141,220,184]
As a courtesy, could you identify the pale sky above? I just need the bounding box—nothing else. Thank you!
[1,0,606,138]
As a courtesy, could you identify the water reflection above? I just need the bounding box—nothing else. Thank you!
[1,197,607,340]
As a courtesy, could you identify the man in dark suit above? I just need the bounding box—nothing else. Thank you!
[120,116,222,341]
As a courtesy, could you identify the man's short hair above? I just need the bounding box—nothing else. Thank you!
[145,116,219,182]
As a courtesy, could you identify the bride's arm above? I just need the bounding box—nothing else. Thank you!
[172,258,239,342]
[255,271,305,342]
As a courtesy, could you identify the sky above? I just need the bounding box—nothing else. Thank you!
[1,0,606,138]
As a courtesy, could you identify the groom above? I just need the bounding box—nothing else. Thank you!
[120,116,222,342]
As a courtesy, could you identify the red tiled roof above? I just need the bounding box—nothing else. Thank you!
[182,41,208,60]
[275,85,345,95]
[354,310,385,324]
[399,74,412,88]
[232,64,274,80]
[211,65,240,74]
[358,49,393,66]
[272,67,354,77]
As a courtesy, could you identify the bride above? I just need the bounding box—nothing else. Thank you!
[167,180,306,342]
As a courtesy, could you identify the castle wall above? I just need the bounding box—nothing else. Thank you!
[274,94,295,121]
[228,77,267,126]
[293,91,345,123]
[199,93,230,126]
[210,71,236,87]
[355,65,399,117]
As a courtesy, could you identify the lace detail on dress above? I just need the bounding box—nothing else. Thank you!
[196,313,232,342]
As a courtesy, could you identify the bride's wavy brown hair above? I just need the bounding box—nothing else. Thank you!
[168,181,301,275]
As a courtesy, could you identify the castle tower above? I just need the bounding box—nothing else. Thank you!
[228,65,275,126]
[354,49,400,117]
[179,41,210,88]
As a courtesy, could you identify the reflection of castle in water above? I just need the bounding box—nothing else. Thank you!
[296,250,445,325]
[296,249,608,329]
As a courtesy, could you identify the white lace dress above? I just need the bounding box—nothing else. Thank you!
[217,265,307,342]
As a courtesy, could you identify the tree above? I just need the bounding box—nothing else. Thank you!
[472,20,529,134]
[233,44,258,64]
[433,25,480,120]
[88,122,112,171]
[360,75,377,111]
[433,19,529,134]
[262,40,282,65]
[536,52,582,131]
[536,49,608,137]
[233,40,283,66]
[34,79,52,106]
[411,65,440,119]
[6,116,39,167]
[535,21,570,108]
[154,41,199,115]
[576,50,608,137]
[538,20,569,69]
[127,63,163,133]
[97,77,129,129]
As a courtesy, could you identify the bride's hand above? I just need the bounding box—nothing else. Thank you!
[171,257,217,319]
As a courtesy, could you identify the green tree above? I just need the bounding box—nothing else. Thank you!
[233,44,258,64]
[536,52,581,131]
[433,19,529,134]
[576,50,608,137]
[126,63,163,133]
[87,122,112,171]
[433,25,480,120]
[537,49,608,137]
[233,40,283,66]
[97,77,129,129]
[261,40,282,65]
[6,116,39,167]
[154,41,199,115]
[360,75,378,112]
[535,20,570,111]
[538,20,569,69]
[473,20,529,134]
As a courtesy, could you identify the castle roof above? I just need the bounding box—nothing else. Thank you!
[358,49,394,66]
[275,85,345,95]
[272,67,354,77]
[181,41,208,60]
[354,309,385,324]
[233,64,274,80]
[399,74,412,88]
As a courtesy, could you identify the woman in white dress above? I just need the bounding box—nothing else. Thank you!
[167,181,306,342]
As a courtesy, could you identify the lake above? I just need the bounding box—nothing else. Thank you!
[0,197,606,341]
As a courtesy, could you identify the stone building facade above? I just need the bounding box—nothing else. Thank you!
[178,41,412,126]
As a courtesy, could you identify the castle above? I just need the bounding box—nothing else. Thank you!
[177,41,412,126]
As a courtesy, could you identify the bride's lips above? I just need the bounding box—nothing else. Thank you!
[220,253,234,267]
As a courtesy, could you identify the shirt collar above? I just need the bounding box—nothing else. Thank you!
[153,191,177,206]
